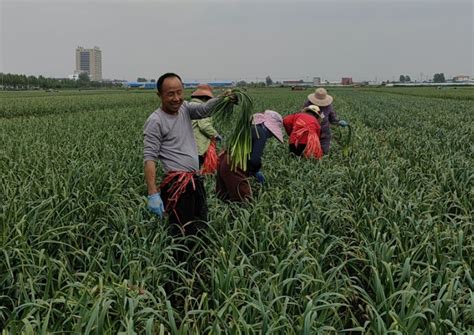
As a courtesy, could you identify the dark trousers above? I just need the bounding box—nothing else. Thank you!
[289,143,306,156]
[320,132,331,155]
[161,175,209,302]
[160,175,208,238]
[216,152,252,202]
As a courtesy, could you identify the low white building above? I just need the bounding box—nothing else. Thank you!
[453,75,470,82]
[68,73,80,80]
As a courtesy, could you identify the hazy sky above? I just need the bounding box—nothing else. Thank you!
[1,0,473,82]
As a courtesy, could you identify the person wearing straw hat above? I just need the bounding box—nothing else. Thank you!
[216,110,284,202]
[190,84,222,172]
[304,88,349,154]
[283,105,324,159]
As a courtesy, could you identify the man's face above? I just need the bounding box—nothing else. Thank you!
[158,77,184,114]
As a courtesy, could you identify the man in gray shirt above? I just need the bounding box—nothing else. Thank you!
[144,73,235,237]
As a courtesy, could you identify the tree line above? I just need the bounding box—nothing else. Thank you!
[398,73,448,83]
[0,73,123,90]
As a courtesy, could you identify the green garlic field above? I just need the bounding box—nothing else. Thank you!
[1,87,472,334]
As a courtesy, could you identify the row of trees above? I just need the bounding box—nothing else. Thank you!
[137,78,156,82]
[0,73,123,90]
[236,81,267,88]
[398,73,448,83]
[398,75,412,82]
[236,76,275,88]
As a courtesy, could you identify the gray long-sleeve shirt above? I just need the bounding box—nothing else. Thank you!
[143,99,218,172]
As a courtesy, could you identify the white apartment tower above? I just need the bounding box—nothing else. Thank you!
[75,46,102,81]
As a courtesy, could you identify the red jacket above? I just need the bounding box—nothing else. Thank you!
[283,113,321,145]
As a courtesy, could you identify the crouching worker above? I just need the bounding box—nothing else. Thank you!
[283,105,324,159]
[190,84,222,174]
[216,110,284,202]
[144,73,237,236]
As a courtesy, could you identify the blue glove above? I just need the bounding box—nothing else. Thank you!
[215,134,223,142]
[255,171,265,184]
[147,193,164,217]
[338,120,349,127]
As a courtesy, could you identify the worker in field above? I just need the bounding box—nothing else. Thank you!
[143,73,237,237]
[216,110,284,202]
[303,88,349,154]
[190,84,222,174]
[283,105,324,159]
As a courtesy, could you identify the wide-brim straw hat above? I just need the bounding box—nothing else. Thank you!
[252,110,284,143]
[308,87,333,107]
[191,84,214,98]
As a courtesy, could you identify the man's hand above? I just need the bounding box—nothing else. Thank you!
[221,90,238,104]
[255,171,265,184]
[147,193,164,217]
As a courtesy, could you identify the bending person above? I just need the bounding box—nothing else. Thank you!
[283,105,324,159]
[216,110,284,203]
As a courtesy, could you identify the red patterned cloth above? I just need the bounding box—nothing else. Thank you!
[160,171,196,212]
[283,113,323,159]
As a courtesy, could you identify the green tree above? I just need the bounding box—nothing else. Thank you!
[399,75,406,83]
[78,73,90,81]
[27,75,37,88]
[137,77,147,82]
[265,75,273,86]
[405,75,411,82]
[433,73,445,83]
[78,73,90,87]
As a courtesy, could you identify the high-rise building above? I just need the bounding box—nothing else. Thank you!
[75,46,102,81]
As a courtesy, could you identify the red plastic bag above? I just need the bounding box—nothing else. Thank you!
[201,140,218,175]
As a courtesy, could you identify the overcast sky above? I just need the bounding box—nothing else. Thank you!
[1,0,472,82]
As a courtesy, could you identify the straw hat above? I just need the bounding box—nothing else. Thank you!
[191,84,214,98]
[307,88,333,107]
[252,110,284,143]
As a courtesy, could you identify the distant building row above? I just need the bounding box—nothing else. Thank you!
[123,81,234,89]
[281,77,354,87]
[283,75,472,86]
